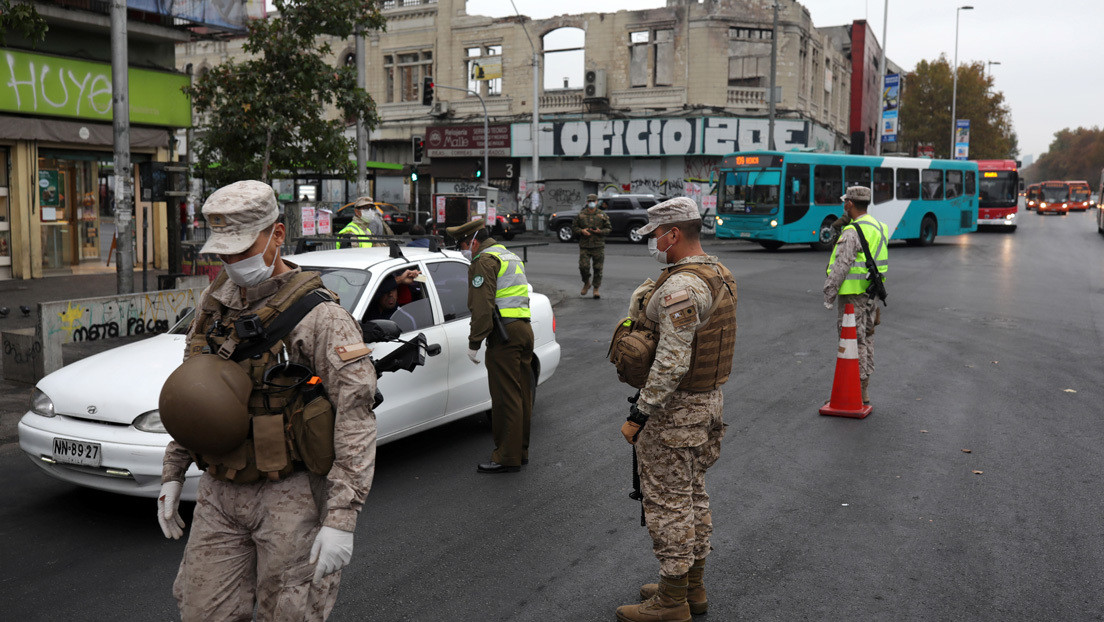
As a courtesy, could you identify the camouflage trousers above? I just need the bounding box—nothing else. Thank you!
[578,246,605,287]
[836,293,878,382]
[173,471,341,622]
[636,388,726,577]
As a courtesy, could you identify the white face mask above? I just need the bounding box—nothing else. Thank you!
[224,229,276,288]
[647,229,675,265]
[587,202,596,209]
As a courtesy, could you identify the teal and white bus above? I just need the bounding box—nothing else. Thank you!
[713,152,979,250]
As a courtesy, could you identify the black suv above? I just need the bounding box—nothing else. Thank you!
[547,194,664,244]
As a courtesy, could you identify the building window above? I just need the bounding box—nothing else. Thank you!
[728,27,772,40]
[629,28,675,88]
[466,44,502,97]
[384,50,432,103]
[544,27,585,90]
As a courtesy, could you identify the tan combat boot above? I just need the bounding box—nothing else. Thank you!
[639,558,707,615]
[593,287,601,299]
[861,378,871,405]
[617,573,691,622]
[581,282,590,296]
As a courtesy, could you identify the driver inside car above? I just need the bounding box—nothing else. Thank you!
[364,268,422,323]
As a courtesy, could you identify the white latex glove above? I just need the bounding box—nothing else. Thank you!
[467,348,481,364]
[824,301,833,309]
[310,526,355,584]
[157,481,186,540]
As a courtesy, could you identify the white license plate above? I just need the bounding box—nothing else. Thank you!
[53,437,102,467]
[740,232,751,238]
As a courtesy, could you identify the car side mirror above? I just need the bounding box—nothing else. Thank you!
[362,319,401,343]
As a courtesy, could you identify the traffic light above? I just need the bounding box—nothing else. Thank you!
[410,168,419,182]
[412,135,424,164]
[421,76,434,106]
[474,162,483,179]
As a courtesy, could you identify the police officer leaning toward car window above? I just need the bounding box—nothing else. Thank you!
[156,180,378,621]
[823,185,888,406]
[447,218,535,474]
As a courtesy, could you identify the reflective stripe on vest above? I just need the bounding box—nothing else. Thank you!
[478,244,531,318]
[339,221,373,248]
[827,214,888,296]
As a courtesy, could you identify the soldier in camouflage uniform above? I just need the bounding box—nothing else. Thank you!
[156,181,377,621]
[573,193,612,298]
[824,186,888,406]
[617,197,738,622]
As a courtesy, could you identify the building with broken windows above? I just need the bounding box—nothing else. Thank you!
[180,0,864,220]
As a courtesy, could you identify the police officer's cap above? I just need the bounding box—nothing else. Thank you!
[445,218,485,241]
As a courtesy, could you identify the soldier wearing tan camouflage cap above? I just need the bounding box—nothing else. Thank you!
[158,180,378,621]
[615,196,737,621]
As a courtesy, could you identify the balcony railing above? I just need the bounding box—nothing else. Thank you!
[727,87,768,108]
[611,87,686,110]
[539,90,584,112]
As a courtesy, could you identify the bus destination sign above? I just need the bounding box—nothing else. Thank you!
[722,154,784,169]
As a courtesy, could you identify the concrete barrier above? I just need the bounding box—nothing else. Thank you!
[33,287,205,378]
[1,328,44,383]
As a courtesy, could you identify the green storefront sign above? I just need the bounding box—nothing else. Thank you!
[0,48,191,127]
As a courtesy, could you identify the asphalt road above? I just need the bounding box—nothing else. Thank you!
[2,210,1102,621]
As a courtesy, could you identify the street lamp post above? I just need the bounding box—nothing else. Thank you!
[986,60,1001,78]
[950,5,973,159]
[768,1,779,150]
[511,0,542,232]
[875,0,889,156]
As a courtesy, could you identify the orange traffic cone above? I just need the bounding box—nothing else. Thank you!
[819,303,872,419]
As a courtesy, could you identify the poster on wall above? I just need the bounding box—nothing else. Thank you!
[39,170,60,208]
[954,119,970,160]
[301,205,316,236]
[436,195,446,223]
[317,209,332,235]
[881,73,900,142]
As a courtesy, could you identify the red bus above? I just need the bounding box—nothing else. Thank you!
[1066,180,1092,211]
[975,160,1019,229]
[1038,180,1070,215]
[1025,183,1042,211]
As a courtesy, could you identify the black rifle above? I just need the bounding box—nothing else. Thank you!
[852,223,888,306]
[627,392,646,527]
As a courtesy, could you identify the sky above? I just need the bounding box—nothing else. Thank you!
[464,0,1104,161]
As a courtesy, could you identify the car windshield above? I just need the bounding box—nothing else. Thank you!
[1042,186,1068,202]
[978,172,1018,207]
[719,169,781,215]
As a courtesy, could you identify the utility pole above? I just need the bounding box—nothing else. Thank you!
[433,83,489,196]
[511,0,541,232]
[110,0,134,294]
[876,0,889,155]
[355,27,369,199]
[768,1,779,150]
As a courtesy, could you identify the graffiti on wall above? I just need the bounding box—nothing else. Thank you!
[44,290,199,344]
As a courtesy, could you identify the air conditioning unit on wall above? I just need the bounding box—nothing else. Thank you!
[584,69,607,99]
[431,100,450,117]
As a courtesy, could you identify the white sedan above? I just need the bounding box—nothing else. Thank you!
[18,246,560,500]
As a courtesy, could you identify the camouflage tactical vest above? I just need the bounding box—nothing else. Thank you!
[632,261,737,392]
[185,271,338,484]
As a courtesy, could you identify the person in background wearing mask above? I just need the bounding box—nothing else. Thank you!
[573,193,612,299]
[446,218,534,474]
[616,197,737,622]
[339,196,392,248]
[157,180,377,621]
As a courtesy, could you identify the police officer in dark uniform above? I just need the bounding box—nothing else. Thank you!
[447,219,534,474]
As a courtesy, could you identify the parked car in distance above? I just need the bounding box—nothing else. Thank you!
[333,201,411,234]
[547,194,665,244]
[18,245,561,501]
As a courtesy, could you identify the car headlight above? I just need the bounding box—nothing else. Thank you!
[31,388,55,417]
[133,410,167,434]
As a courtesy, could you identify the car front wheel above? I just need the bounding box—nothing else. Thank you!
[557,224,574,242]
[627,222,647,244]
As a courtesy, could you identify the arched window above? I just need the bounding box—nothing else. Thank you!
[543,27,584,90]
[343,51,357,68]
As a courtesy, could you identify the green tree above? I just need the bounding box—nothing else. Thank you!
[1023,127,1104,185]
[898,55,1018,160]
[189,0,386,187]
[0,0,47,46]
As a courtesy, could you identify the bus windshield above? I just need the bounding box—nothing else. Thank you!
[978,171,1018,207]
[719,169,781,215]
[1069,186,1090,200]
[1042,186,1068,202]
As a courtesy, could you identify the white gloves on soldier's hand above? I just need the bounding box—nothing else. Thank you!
[467,349,481,364]
[310,526,355,584]
[157,481,186,540]
[824,301,833,309]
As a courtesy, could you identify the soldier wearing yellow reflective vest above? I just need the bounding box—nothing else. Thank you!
[824,186,888,406]
[447,218,534,474]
